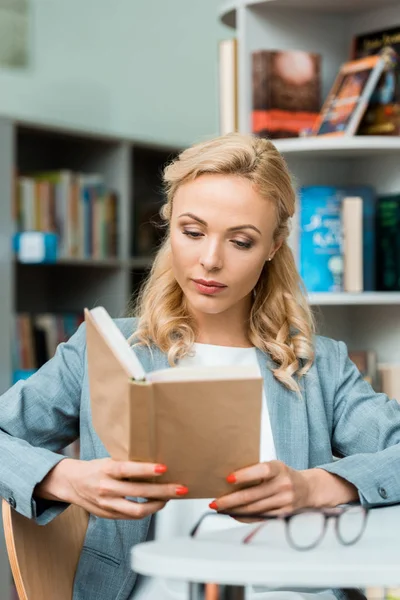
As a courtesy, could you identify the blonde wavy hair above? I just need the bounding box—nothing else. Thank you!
[128,132,315,392]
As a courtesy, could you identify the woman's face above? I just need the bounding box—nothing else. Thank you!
[170,174,280,318]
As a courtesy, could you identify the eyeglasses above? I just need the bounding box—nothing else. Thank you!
[190,505,369,551]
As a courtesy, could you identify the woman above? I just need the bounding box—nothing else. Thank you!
[1,133,399,600]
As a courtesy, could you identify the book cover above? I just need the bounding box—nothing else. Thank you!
[312,54,388,136]
[352,28,400,96]
[219,38,238,135]
[85,307,263,499]
[342,197,363,293]
[29,171,73,257]
[299,186,343,293]
[252,49,321,139]
[376,194,400,291]
[343,185,376,292]
[352,27,400,136]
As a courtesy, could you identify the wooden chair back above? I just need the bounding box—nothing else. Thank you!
[2,498,89,600]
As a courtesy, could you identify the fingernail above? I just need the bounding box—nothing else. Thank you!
[154,464,167,474]
[226,474,236,484]
[176,486,189,496]
[209,501,218,510]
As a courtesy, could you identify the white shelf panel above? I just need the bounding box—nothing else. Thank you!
[273,136,400,158]
[220,0,400,27]
[308,293,400,306]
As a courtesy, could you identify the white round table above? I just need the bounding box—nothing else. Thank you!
[131,505,400,599]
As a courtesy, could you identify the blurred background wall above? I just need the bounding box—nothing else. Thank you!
[0,0,230,147]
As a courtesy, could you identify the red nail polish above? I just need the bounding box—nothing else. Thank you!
[154,464,167,474]
[209,501,218,510]
[176,486,189,496]
[226,474,236,484]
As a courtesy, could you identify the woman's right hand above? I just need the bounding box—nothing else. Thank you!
[34,457,188,520]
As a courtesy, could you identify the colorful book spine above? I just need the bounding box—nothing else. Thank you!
[343,185,376,291]
[376,195,400,291]
[14,171,119,261]
[13,313,84,375]
[299,186,343,293]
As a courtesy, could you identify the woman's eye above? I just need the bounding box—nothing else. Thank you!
[233,240,253,250]
[182,230,203,238]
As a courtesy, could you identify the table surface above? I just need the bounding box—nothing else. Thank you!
[131,505,400,589]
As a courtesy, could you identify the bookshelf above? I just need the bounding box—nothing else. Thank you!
[274,137,400,158]
[309,292,400,306]
[0,116,179,600]
[218,0,400,369]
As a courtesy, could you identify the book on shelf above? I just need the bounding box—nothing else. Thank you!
[351,25,400,136]
[85,306,262,498]
[219,38,238,135]
[376,194,400,292]
[342,197,363,293]
[251,49,321,139]
[12,314,82,458]
[298,186,343,293]
[312,52,389,136]
[298,185,376,294]
[14,170,119,261]
[13,312,83,376]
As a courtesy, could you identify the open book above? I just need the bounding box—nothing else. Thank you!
[85,306,263,498]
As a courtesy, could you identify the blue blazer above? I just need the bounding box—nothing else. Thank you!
[1,318,400,600]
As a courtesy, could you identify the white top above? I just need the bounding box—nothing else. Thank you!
[131,343,334,600]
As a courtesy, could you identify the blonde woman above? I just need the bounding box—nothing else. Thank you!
[0,133,398,600]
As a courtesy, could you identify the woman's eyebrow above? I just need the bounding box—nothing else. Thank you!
[178,212,261,235]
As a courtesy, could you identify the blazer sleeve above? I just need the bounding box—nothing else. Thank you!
[316,340,400,507]
[0,322,85,525]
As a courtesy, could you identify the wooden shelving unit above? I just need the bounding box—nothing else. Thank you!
[0,116,179,600]
[219,0,400,366]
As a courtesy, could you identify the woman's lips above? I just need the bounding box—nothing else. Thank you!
[192,280,227,295]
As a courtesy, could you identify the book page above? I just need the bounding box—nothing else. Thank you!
[147,363,261,383]
[88,307,146,380]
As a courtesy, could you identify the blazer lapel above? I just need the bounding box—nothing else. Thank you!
[255,348,309,470]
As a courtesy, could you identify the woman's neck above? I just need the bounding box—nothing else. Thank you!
[194,319,252,348]
[188,295,253,347]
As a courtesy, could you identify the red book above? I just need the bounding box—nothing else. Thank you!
[252,49,321,139]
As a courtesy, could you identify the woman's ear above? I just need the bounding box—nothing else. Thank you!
[267,239,284,262]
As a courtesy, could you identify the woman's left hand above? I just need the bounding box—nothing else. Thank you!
[210,460,314,517]
[210,460,359,517]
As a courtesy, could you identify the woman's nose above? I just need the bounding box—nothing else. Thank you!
[199,241,223,272]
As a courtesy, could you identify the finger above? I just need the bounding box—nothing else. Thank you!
[105,497,167,520]
[213,478,284,512]
[222,492,294,517]
[226,461,284,486]
[98,479,189,500]
[106,460,168,480]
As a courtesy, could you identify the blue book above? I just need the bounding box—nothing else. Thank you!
[342,185,376,292]
[299,187,344,293]
[13,231,58,263]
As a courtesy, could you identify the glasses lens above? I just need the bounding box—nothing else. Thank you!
[287,511,325,549]
[337,506,366,545]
